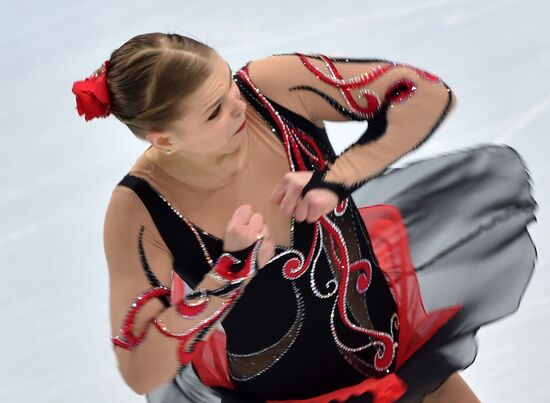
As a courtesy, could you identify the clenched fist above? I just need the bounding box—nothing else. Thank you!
[271,171,340,223]
[223,204,276,269]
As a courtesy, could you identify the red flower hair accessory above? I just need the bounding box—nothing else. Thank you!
[72,60,111,121]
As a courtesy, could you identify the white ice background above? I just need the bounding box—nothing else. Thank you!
[0,0,548,402]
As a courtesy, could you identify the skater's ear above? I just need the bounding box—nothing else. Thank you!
[145,131,174,153]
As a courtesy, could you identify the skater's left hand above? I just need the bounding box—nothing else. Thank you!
[270,171,340,223]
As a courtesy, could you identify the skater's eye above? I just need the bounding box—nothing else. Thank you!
[205,63,232,122]
[208,104,222,120]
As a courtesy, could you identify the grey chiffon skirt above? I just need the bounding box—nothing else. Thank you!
[146,144,538,403]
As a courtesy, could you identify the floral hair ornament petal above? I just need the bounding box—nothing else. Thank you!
[71,60,111,121]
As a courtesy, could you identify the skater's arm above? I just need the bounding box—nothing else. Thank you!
[246,53,457,196]
[104,187,257,395]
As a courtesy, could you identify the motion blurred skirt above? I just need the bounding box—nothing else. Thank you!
[146,144,538,403]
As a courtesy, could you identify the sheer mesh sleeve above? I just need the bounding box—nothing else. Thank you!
[247,52,456,193]
[103,186,260,387]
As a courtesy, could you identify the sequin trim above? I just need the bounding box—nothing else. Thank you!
[111,286,171,350]
[128,174,214,267]
[310,225,339,299]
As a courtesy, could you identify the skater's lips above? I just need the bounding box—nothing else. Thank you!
[234,119,247,134]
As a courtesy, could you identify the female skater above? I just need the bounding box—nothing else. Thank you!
[72,33,537,402]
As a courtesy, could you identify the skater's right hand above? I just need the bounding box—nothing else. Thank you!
[223,204,276,269]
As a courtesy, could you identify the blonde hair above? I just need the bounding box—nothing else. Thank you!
[106,32,215,139]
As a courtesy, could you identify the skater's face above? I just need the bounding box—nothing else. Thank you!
[145,52,248,158]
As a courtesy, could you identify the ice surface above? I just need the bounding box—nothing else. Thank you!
[1,0,548,401]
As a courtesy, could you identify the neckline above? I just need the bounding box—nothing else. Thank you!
[139,171,293,252]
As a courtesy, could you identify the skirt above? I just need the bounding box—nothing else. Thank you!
[146,144,538,403]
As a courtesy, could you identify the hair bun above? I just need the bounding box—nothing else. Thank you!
[72,60,111,121]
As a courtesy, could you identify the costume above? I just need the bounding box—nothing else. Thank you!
[99,53,537,402]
